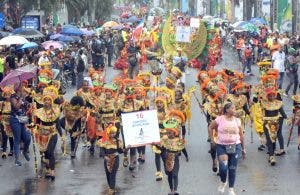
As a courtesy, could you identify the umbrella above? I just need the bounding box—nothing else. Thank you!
[102,21,119,28]
[0,35,29,45]
[112,25,124,30]
[0,31,10,38]
[58,35,75,43]
[149,7,165,16]
[61,25,83,36]
[125,16,139,23]
[202,15,213,21]
[70,36,82,42]
[50,34,63,40]
[62,24,78,29]
[231,21,246,28]
[41,41,63,50]
[249,18,267,26]
[121,13,129,18]
[12,28,44,39]
[17,42,38,50]
[80,28,95,36]
[0,65,37,87]
[240,22,259,33]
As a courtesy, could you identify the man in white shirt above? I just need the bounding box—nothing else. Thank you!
[272,47,286,89]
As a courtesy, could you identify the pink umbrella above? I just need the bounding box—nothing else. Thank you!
[41,40,63,50]
[0,65,37,88]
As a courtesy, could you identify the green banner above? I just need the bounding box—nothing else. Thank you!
[277,0,292,32]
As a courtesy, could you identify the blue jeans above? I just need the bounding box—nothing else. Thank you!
[216,144,241,188]
[278,72,285,89]
[9,116,31,159]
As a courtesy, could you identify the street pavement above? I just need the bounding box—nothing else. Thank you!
[0,48,299,195]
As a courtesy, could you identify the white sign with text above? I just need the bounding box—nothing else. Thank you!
[121,110,160,147]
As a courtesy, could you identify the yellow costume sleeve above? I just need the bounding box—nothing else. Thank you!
[250,103,264,134]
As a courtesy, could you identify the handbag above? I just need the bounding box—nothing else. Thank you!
[225,144,236,154]
[16,115,29,124]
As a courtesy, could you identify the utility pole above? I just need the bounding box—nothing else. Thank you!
[220,0,225,18]
[291,0,297,34]
[243,0,247,21]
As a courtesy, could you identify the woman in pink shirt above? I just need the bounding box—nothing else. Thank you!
[208,102,245,195]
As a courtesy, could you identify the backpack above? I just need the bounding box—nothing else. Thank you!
[244,48,252,58]
[77,56,85,72]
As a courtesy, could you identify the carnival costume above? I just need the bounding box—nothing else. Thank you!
[60,96,85,158]
[261,87,287,166]
[161,110,185,194]
[33,86,63,179]
[0,86,15,158]
[291,95,300,150]
[153,96,168,181]
[118,80,144,171]
[97,125,124,194]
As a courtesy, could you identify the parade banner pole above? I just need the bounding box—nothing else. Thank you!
[29,125,38,176]
[192,91,207,118]
[287,115,295,147]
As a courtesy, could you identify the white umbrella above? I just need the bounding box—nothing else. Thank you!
[231,21,246,28]
[0,35,29,46]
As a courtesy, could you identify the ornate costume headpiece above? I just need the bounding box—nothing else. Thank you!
[2,85,15,96]
[38,69,53,84]
[42,86,59,103]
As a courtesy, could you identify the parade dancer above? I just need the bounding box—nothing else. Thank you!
[261,87,287,165]
[202,79,226,173]
[153,96,168,181]
[135,87,150,163]
[172,87,189,161]
[290,95,300,150]
[97,84,119,157]
[249,93,265,150]
[97,125,125,195]
[118,82,143,170]
[60,96,85,158]
[161,110,186,195]
[226,83,250,128]
[33,86,64,179]
[0,86,15,158]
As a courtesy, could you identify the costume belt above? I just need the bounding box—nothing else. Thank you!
[39,125,56,135]
[263,116,280,121]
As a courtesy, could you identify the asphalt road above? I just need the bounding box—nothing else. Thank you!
[0,47,299,195]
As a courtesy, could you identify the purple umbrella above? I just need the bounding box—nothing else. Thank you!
[0,65,37,87]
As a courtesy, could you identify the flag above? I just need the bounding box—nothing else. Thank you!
[131,19,144,41]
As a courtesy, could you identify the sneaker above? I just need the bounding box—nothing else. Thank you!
[2,152,7,159]
[283,92,288,97]
[228,188,236,195]
[23,152,30,161]
[258,145,265,151]
[218,182,226,193]
[269,156,276,166]
[212,159,218,172]
[15,159,22,166]
[155,171,163,181]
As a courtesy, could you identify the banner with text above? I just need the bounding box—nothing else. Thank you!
[121,110,160,147]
